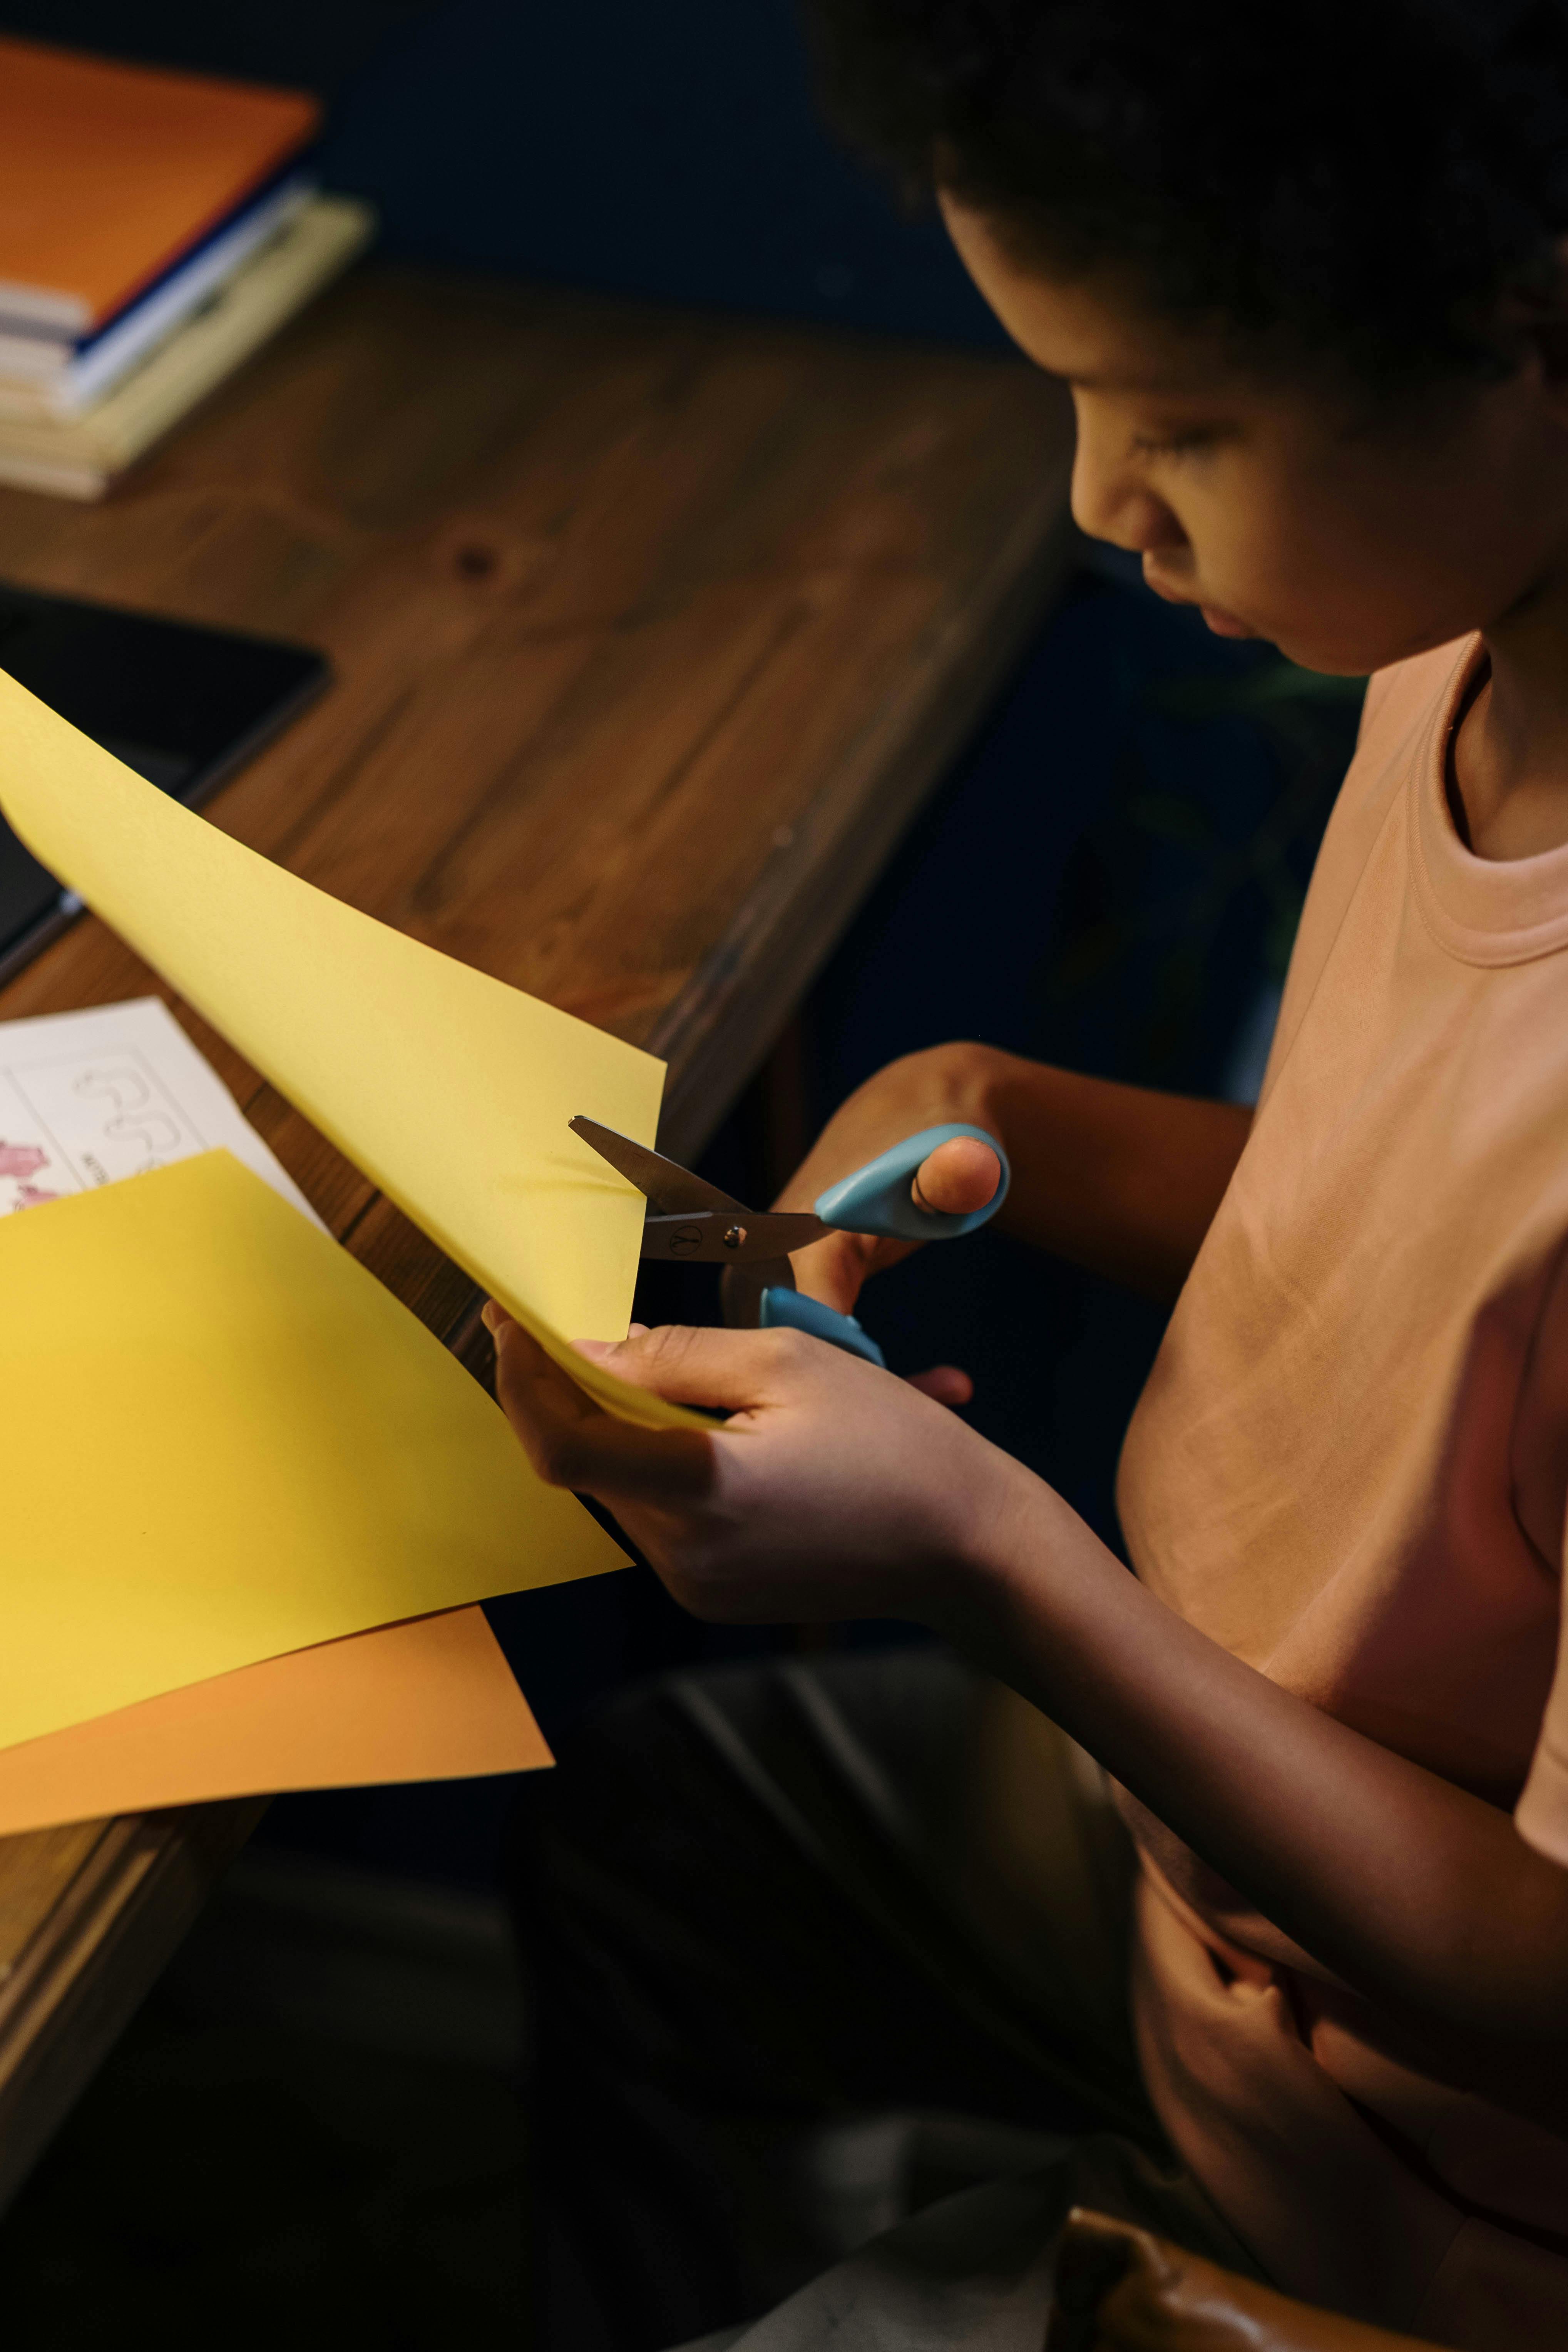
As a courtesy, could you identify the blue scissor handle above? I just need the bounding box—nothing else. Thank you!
[749,1125,1006,1368]
[812,1123,1009,1243]
[759,1286,886,1368]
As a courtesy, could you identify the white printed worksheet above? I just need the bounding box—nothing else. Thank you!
[0,996,323,1227]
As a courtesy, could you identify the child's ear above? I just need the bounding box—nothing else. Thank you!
[1504,235,1568,405]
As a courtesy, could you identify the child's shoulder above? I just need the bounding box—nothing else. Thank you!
[1357,633,1477,761]
[1268,637,1477,1055]
[1311,633,1477,873]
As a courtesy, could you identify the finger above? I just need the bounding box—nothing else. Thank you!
[905,1364,974,1406]
[911,1135,1001,1218]
[790,1227,886,1312]
[576,1319,852,1414]
[489,1312,599,1440]
[493,1318,715,1502]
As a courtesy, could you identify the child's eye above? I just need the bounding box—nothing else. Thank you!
[1131,427,1220,461]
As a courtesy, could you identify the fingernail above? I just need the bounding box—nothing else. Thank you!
[572,1338,615,1361]
[481,1301,500,1333]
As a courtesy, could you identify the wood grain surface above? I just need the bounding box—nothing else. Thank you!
[0,261,1074,2200]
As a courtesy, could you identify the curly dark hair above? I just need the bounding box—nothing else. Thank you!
[801,0,1568,385]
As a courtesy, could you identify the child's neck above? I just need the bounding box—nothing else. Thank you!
[1454,579,1568,860]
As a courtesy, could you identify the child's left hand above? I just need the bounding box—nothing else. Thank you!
[482,1307,1031,1628]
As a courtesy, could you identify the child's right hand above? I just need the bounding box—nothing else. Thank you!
[786,1129,1001,1311]
[769,1046,1006,1318]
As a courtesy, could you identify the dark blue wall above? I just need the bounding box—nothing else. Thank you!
[323,0,1002,339]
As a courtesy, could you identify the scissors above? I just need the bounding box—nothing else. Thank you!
[570,1113,1010,1370]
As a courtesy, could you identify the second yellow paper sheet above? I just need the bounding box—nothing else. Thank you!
[0,1151,625,1749]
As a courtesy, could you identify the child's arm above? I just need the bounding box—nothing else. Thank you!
[487,1316,1568,2134]
[778,1043,1252,1312]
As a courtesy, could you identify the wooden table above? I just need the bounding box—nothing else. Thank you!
[0,263,1073,2205]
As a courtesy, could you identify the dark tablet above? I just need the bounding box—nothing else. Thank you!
[0,582,330,988]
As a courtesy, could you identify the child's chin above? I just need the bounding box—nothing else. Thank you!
[1198,605,1258,639]
[1269,632,1379,675]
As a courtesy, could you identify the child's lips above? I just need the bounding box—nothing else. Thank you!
[1144,571,1256,639]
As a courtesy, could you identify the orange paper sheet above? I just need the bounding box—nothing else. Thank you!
[0,1606,548,1837]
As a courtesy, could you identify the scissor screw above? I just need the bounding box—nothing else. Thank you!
[723,1224,747,1250]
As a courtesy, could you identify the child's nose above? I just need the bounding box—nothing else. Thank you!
[1070,424,1189,559]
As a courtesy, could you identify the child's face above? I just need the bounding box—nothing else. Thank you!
[943,197,1568,675]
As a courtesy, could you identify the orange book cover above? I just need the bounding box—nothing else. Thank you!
[0,37,320,336]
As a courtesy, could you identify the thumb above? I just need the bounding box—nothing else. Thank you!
[913,1135,1002,1218]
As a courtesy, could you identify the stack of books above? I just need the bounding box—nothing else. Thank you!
[0,37,375,499]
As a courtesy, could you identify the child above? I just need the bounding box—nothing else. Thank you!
[487,4,1568,2345]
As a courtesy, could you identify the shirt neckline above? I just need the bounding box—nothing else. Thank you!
[1410,634,1568,966]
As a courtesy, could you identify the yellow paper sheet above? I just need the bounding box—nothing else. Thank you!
[0,1151,625,1749]
[0,1608,552,1839]
[0,669,700,1429]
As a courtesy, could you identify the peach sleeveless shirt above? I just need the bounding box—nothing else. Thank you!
[1116,637,1568,2349]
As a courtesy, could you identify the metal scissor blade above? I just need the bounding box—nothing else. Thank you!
[569,1115,750,1218]
[640,1209,829,1262]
